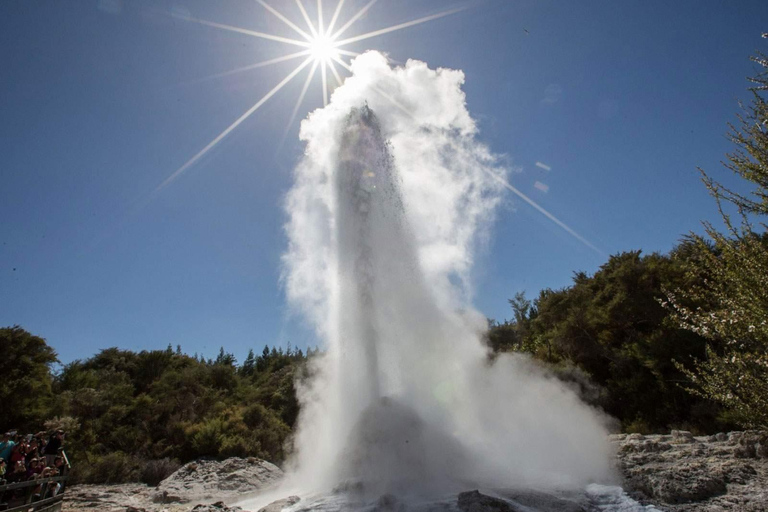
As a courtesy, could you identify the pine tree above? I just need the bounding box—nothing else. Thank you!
[241,348,256,376]
[215,347,237,366]
[256,345,270,372]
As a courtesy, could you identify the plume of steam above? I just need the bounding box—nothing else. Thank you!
[279,51,615,501]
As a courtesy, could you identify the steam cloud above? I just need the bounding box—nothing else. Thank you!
[277,51,615,503]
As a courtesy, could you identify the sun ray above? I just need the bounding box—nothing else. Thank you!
[327,58,344,87]
[335,7,466,46]
[331,55,352,71]
[183,16,311,48]
[317,0,324,35]
[321,59,329,106]
[325,0,346,37]
[295,0,319,39]
[483,171,604,255]
[330,0,377,40]
[336,49,360,58]
[280,59,320,149]
[153,56,314,194]
[256,0,313,42]
[178,49,311,86]
[338,51,604,255]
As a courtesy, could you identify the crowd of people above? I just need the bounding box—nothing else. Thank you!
[0,429,67,502]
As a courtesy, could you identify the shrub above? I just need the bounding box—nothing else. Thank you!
[140,458,181,487]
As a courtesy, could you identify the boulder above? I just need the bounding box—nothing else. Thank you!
[191,501,243,512]
[457,490,520,512]
[157,457,283,503]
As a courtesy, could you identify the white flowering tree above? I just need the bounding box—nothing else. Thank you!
[666,45,768,428]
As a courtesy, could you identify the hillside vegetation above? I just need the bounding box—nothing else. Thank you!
[0,326,311,484]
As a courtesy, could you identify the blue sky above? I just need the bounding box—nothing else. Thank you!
[2,0,767,364]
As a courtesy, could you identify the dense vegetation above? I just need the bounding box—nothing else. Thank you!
[486,248,730,434]
[0,327,312,485]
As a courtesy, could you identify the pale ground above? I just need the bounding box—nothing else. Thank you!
[62,431,768,512]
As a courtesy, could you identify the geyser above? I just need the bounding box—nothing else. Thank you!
[275,51,616,507]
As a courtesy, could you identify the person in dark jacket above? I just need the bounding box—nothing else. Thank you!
[43,430,63,467]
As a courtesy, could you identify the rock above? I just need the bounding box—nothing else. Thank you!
[617,430,768,511]
[502,489,588,512]
[457,490,520,512]
[646,467,727,503]
[191,501,243,512]
[373,493,405,511]
[619,440,672,454]
[157,457,283,503]
[151,490,185,503]
[670,430,694,443]
[258,495,301,512]
[734,431,768,458]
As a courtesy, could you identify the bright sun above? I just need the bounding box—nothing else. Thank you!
[157,1,462,193]
[310,35,338,62]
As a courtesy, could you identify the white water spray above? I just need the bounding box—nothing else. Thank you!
[276,52,615,505]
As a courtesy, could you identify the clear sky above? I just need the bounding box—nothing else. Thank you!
[2,0,767,365]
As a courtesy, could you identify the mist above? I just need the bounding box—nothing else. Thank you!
[276,51,615,503]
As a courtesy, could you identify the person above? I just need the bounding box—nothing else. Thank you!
[6,461,27,483]
[52,455,66,477]
[40,467,60,497]
[0,459,6,484]
[43,430,63,467]
[24,439,39,465]
[26,458,41,480]
[0,433,15,463]
[9,442,25,466]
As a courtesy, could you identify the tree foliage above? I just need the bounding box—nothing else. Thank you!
[0,326,59,430]
[665,49,768,428]
[0,327,310,484]
[488,250,729,433]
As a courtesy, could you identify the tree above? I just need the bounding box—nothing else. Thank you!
[666,47,768,428]
[214,347,236,366]
[0,326,59,429]
[488,250,725,433]
[240,349,256,377]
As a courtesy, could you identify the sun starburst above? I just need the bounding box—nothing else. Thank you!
[156,0,464,194]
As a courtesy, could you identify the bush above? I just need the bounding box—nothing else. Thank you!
[140,458,181,487]
[189,418,225,457]
[71,452,142,484]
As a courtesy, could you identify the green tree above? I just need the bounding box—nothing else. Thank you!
[0,326,58,429]
[666,47,768,428]
[240,349,256,376]
[489,250,725,433]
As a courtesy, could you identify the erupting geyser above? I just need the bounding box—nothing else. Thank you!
[252,52,618,510]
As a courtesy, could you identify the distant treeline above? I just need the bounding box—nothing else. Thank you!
[0,326,313,485]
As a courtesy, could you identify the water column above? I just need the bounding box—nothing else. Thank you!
[334,105,396,405]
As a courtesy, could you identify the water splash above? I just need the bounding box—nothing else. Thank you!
[274,52,615,506]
